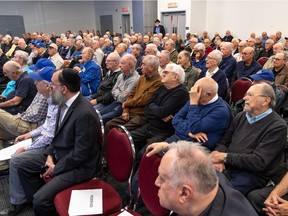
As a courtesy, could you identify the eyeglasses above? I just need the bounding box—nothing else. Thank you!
[162,70,172,75]
[273,57,286,61]
[242,52,251,55]
[49,82,63,87]
[206,56,216,60]
[244,92,268,98]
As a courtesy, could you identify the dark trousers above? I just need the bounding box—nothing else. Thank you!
[17,148,89,216]
[223,168,268,195]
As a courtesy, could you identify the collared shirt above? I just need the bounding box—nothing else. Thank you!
[25,97,58,151]
[245,108,272,124]
[206,67,219,78]
[18,92,48,126]
[206,95,219,105]
[62,92,80,120]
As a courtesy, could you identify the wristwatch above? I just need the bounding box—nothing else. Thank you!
[223,153,228,163]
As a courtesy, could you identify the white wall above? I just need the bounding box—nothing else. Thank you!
[158,0,288,41]
[206,0,288,40]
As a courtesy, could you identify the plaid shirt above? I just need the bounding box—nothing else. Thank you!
[17,92,48,126]
[25,97,58,151]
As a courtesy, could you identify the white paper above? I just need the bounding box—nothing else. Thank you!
[0,138,32,161]
[118,210,134,216]
[68,189,103,216]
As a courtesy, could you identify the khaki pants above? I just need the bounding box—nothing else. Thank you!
[0,109,37,170]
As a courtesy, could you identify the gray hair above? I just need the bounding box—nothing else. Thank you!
[165,63,185,84]
[258,83,276,108]
[146,43,158,55]
[144,55,159,70]
[4,61,23,75]
[122,54,136,70]
[168,141,218,194]
[132,43,142,52]
[221,42,233,52]
[160,50,170,61]
[107,52,121,64]
[14,50,28,64]
[194,43,205,51]
[167,39,176,48]
[210,50,223,64]
[278,51,288,61]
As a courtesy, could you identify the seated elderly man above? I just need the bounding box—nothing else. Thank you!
[192,43,207,72]
[199,50,228,99]
[130,64,189,153]
[158,50,173,75]
[164,39,178,63]
[210,83,287,195]
[0,61,37,115]
[147,77,231,155]
[93,54,139,124]
[271,51,288,87]
[73,47,102,97]
[177,50,199,90]
[47,43,63,70]
[150,141,257,216]
[105,55,162,132]
[219,42,236,86]
[145,43,158,56]
[263,42,284,70]
[235,46,262,80]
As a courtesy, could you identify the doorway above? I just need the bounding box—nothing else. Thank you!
[162,11,186,39]
[100,15,113,36]
[122,14,130,36]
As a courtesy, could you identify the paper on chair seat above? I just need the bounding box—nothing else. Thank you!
[0,138,32,161]
[118,210,134,216]
[68,189,103,216]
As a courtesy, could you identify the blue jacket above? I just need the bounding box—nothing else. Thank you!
[78,60,102,96]
[199,69,228,99]
[193,54,207,72]
[236,60,262,79]
[219,54,236,85]
[171,97,231,150]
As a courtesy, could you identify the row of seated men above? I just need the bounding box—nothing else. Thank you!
[0,48,287,216]
[0,30,287,214]
[1,29,287,101]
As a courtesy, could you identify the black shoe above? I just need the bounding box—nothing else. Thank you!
[1,204,27,216]
[0,168,9,177]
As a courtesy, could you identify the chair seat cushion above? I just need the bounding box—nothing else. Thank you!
[54,179,122,216]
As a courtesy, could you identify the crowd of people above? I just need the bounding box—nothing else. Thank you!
[0,25,288,216]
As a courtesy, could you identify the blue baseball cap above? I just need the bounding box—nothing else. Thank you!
[29,66,56,82]
[35,42,46,48]
[250,69,274,82]
[29,58,55,70]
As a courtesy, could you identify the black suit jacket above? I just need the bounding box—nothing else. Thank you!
[171,172,257,216]
[153,25,165,35]
[45,94,100,182]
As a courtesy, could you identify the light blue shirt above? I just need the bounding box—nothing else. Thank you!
[245,108,272,124]
[25,97,58,151]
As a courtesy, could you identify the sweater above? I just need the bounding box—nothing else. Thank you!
[144,84,189,133]
[123,73,162,115]
[172,97,231,150]
[215,111,287,178]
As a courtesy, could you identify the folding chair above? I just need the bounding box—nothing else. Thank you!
[54,125,136,215]
[138,153,170,216]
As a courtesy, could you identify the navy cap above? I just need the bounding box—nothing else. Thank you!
[29,58,55,70]
[29,66,56,82]
[35,42,46,48]
[250,69,274,82]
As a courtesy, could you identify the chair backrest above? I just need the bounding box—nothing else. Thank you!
[138,154,170,216]
[230,78,253,105]
[257,57,269,67]
[106,125,135,182]
[95,109,105,154]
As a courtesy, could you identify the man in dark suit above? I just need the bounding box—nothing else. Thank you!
[3,68,100,216]
[153,19,165,36]
[153,141,257,216]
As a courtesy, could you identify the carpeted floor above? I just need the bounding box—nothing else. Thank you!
[0,174,151,216]
[0,176,34,216]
